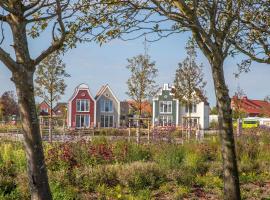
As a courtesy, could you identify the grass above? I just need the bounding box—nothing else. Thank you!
[0,131,270,199]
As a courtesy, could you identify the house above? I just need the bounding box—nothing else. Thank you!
[67,83,96,128]
[231,96,270,117]
[39,100,52,116]
[152,83,209,129]
[120,100,152,127]
[95,84,120,128]
[53,102,67,117]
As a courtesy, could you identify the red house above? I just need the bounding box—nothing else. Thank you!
[39,100,53,116]
[67,84,96,128]
[231,96,270,117]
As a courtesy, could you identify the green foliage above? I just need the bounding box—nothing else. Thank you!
[126,54,158,115]
[173,40,207,106]
[35,52,70,111]
[1,134,270,199]
[118,162,166,192]
[154,144,185,169]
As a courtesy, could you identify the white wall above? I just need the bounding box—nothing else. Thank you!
[179,102,209,129]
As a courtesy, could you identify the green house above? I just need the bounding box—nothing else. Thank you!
[152,84,179,126]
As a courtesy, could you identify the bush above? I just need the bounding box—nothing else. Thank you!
[118,162,166,192]
[75,165,119,192]
[154,144,185,169]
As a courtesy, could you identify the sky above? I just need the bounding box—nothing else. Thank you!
[0,29,269,107]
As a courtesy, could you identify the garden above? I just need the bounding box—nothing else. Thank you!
[0,128,270,200]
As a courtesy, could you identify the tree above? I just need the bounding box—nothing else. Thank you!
[35,52,70,142]
[105,0,245,198]
[173,41,206,138]
[234,0,270,68]
[0,91,19,121]
[0,1,118,199]
[126,53,158,143]
[232,87,246,120]
[231,87,246,136]
[210,107,218,115]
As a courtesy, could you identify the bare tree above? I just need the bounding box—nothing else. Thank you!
[103,0,246,198]
[174,40,206,139]
[35,52,70,142]
[0,1,119,199]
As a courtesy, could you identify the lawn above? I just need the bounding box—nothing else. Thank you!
[0,129,270,199]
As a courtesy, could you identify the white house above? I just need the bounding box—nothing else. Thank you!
[152,83,210,129]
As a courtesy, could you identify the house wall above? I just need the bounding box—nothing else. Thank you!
[96,87,120,127]
[179,102,209,129]
[69,89,95,128]
[39,102,51,114]
[153,90,178,126]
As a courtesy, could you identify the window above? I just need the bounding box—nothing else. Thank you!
[159,115,173,126]
[76,115,90,128]
[193,104,197,113]
[101,115,114,127]
[185,104,197,113]
[100,99,113,112]
[76,99,89,112]
[160,101,172,113]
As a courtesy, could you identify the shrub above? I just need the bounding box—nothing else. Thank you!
[75,165,119,192]
[174,186,190,199]
[154,144,185,169]
[50,181,78,200]
[118,162,166,192]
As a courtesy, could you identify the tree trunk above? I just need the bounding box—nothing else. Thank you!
[188,102,192,140]
[13,71,52,200]
[211,58,241,200]
[49,98,53,143]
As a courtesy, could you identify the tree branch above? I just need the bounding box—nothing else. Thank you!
[0,47,18,72]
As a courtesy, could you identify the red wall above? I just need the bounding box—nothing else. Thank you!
[39,102,52,115]
[70,89,95,128]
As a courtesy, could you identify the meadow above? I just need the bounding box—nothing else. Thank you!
[0,128,270,200]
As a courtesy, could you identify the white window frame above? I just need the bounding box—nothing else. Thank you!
[185,103,197,113]
[159,101,172,114]
[75,114,90,128]
[100,99,113,113]
[100,115,114,127]
[159,115,173,126]
[76,99,90,112]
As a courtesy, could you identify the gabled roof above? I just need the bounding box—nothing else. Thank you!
[95,84,120,104]
[39,100,50,107]
[68,83,95,102]
[231,96,270,116]
[53,102,67,112]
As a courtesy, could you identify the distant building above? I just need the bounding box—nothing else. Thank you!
[95,84,120,128]
[39,100,52,116]
[120,100,152,127]
[231,96,270,117]
[53,102,67,117]
[152,83,209,129]
[67,83,96,128]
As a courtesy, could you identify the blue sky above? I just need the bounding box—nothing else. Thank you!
[0,30,269,107]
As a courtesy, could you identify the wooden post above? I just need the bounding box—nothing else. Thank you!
[136,119,140,144]
[39,116,43,139]
[147,119,150,144]
[128,121,131,142]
